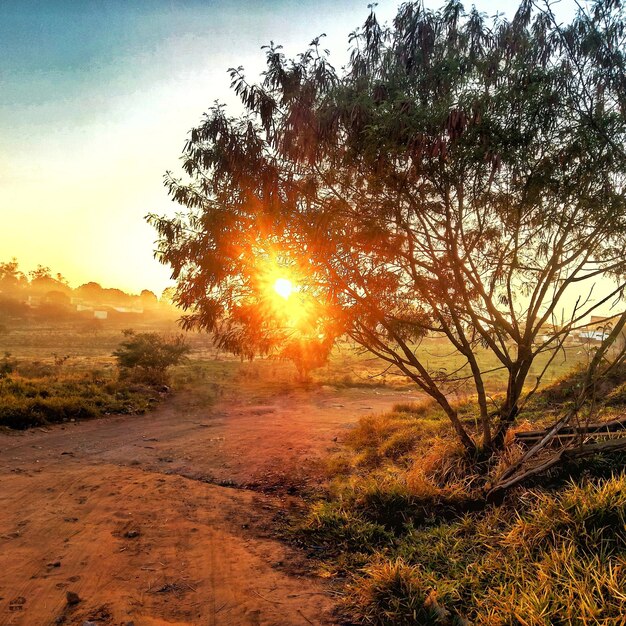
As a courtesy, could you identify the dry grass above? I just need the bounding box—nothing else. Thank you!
[0,371,158,429]
[296,365,626,625]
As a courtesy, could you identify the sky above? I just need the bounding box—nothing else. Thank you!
[0,0,574,295]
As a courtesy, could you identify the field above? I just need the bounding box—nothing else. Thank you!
[0,319,623,625]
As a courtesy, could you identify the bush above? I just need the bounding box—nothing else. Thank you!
[113,330,190,385]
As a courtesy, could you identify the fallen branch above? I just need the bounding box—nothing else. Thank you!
[489,438,626,496]
[497,413,571,485]
[515,415,626,443]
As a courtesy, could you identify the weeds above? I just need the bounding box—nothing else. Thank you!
[0,371,157,429]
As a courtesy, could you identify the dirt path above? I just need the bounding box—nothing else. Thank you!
[0,383,421,626]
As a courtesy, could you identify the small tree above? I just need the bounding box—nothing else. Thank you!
[149,0,626,456]
[113,330,190,385]
[279,335,334,381]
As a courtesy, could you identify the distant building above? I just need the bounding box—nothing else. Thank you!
[112,306,143,314]
[537,323,562,343]
[94,310,108,320]
[579,329,609,341]
[576,315,624,344]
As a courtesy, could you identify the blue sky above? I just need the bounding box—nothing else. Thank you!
[0,0,574,294]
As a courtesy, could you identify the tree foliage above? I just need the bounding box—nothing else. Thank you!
[0,259,26,294]
[150,0,626,453]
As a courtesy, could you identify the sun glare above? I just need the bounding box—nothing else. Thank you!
[273,277,294,300]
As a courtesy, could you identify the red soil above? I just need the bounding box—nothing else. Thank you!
[0,383,421,625]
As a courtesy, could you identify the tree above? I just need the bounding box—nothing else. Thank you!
[0,259,26,295]
[279,335,334,381]
[140,289,158,309]
[76,281,104,302]
[211,277,340,377]
[149,0,626,455]
[160,286,177,305]
[29,265,70,294]
[101,287,130,306]
[113,330,190,385]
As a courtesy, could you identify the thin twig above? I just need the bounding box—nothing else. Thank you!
[252,589,284,605]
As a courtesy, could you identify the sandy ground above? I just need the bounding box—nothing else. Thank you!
[0,382,421,626]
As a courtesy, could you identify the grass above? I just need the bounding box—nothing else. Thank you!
[315,339,591,391]
[300,469,626,624]
[0,351,245,430]
[295,366,626,625]
[0,370,159,429]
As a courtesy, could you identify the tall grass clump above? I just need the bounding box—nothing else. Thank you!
[346,559,448,626]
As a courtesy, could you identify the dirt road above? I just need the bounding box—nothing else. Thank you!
[0,382,421,626]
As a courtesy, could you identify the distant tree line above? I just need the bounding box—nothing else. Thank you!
[0,258,175,324]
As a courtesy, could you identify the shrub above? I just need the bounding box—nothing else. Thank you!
[113,330,190,385]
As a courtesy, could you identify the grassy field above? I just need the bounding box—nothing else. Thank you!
[0,318,214,429]
[321,338,591,392]
[0,315,595,433]
[1,309,595,389]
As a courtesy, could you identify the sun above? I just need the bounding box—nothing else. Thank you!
[273,277,294,300]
